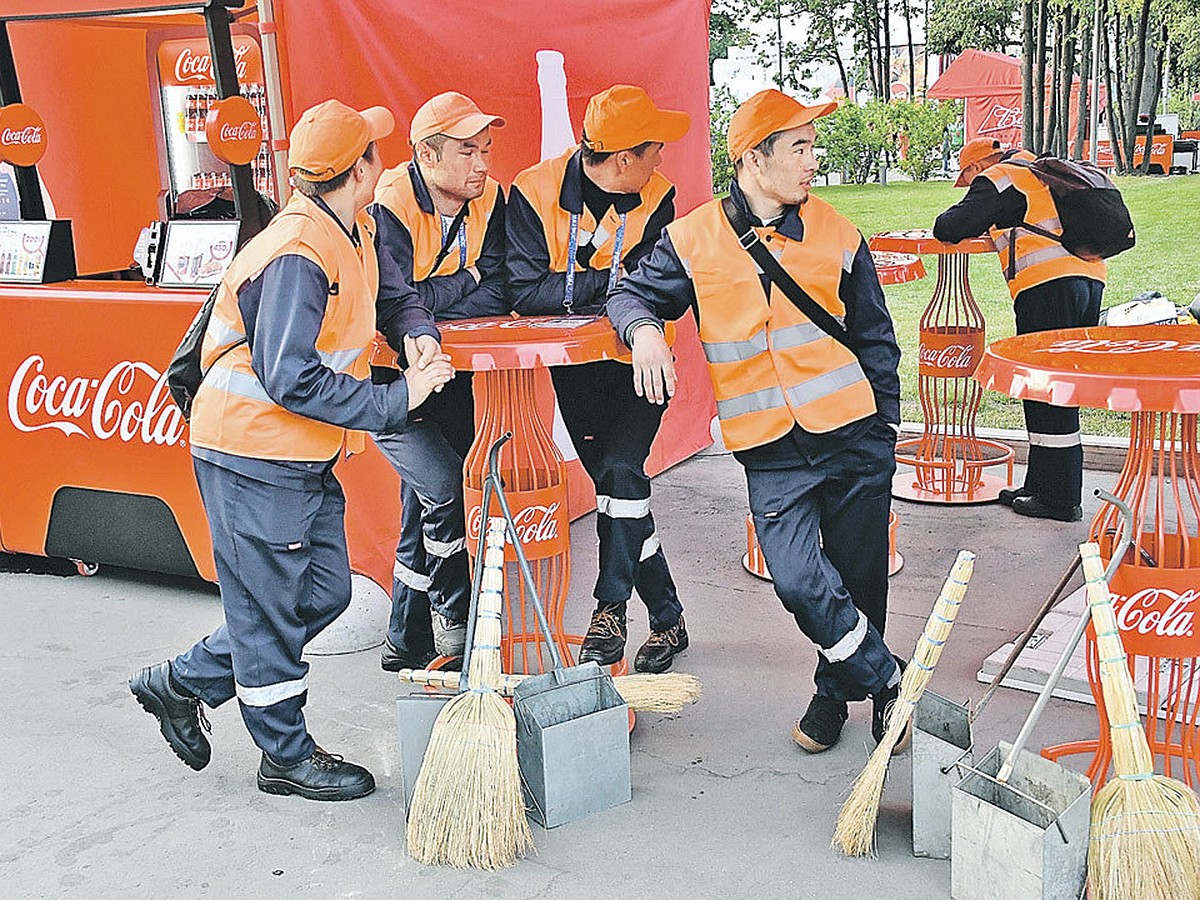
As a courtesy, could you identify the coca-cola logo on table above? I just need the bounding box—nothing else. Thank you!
[205,96,262,166]
[462,484,570,561]
[1046,338,1200,355]
[918,328,984,377]
[0,104,47,167]
[1107,566,1200,658]
[6,354,186,447]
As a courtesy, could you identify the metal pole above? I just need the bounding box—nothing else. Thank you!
[1089,0,1101,164]
[255,0,290,204]
[0,21,46,220]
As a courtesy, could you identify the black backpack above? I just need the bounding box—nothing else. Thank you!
[1006,156,1136,262]
[166,285,246,421]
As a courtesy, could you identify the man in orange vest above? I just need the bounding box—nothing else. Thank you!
[129,100,455,801]
[505,85,690,674]
[370,92,508,672]
[608,89,905,753]
[934,137,1105,522]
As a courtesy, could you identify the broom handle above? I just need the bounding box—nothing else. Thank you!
[997,489,1133,783]
[486,440,566,672]
[972,554,1081,722]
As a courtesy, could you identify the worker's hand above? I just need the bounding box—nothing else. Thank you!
[630,323,675,405]
[405,357,456,410]
[403,333,445,370]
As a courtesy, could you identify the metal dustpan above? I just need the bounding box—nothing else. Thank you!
[486,433,631,828]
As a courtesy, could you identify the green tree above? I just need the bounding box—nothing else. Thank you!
[891,99,961,180]
[927,0,1019,54]
[711,84,740,193]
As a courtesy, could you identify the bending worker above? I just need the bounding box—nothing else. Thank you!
[607,89,904,752]
[505,84,689,674]
[934,137,1105,523]
[130,100,455,801]
[370,91,508,671]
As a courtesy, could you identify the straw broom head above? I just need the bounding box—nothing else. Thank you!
[405,519,532,869]
[1078,543,1200,900]
[833,550,975,858]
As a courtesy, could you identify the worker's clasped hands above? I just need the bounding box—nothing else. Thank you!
[629,322,676,405]
[403,333,456,410]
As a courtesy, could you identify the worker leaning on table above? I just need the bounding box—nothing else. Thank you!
[504,84,690,675]
[129,100,455,802]
[606,89,905,754]
[369,91,508,673]
[934,137,1106,524]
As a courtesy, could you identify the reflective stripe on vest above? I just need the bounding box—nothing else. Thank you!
[670,196,876,449]
[374,162,500,280]
[511,148,672,286]
[983,162,1106,300]
[188,193,379,461]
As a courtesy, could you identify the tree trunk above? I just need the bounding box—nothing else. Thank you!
[1123,0,1153,173]
[1058,6,1076,158]
[1139,25,1166,175]
[1034,0,1049,153]
[904,0,916,99]
[1023,0,1035,150]
[1074,10,1092,160]
[1106,5,1129,173]
[882,0,892,98]
[1046,10,1061,156]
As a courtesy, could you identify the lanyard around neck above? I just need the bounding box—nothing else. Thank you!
[438,210,468,272]
[563,211,626,314]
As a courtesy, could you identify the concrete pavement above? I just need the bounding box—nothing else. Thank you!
[0,449,1113,899]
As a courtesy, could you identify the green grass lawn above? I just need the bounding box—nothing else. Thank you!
[812,175,1200,435]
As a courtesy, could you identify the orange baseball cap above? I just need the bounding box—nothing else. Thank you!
[581,85,690,152]
[727,89,836,161]
[288,99,394,182]
[955,137,1004,186]
[410,91,506,144]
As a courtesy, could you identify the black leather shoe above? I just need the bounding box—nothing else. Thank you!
[872,658,911,754]
[997,486,1031,508]
[578,606,628,666]
[129,661,212,771]
[257,747,375,801]
[1012,495,1083,522]
[792,694,848,753]
[634,615,689,673]
[380,639,436,673]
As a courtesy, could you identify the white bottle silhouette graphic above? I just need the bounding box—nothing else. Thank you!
[536,50,575,161]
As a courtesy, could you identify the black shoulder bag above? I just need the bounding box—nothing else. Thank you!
[719,196,852,350]
[166,285,246,421]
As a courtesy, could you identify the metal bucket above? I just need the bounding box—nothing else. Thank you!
[395,692,454,816]
[912,691,972,859]
[951,741,1091,900]
[514,660,631,828]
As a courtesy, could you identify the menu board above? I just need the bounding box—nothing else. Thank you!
[157,219,240,288]
[0,220,52,283]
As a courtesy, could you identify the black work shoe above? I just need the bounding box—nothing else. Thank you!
[997,486,1031,508]
[257,747,375,801]
[872,659,912,754]
[634,615,689,673]
[578,606,628,666]
[792,695,848,753]
[129,661,212,771]
[1012,495,1083,522]
[380,639,436,673]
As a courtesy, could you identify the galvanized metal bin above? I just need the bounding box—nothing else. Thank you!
[395,692,453,815]
[912,691,973,859]
[951,741,1091,900]
[514,665,631,828]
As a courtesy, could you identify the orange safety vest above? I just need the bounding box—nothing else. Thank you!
[512,148,672,281]
[983,160,1107,300]
[374,162,501,280]
[189,192,379,461]
[667,196,877,450]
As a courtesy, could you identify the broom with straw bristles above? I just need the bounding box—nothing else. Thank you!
[405,519,533,870]
[833,549,976,858]
[1077,541,1200,900]
[397,668,702,713]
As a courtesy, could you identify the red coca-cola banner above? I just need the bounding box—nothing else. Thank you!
[0,102,47,166]
[918,326,985,377]
[157,35,263,88]
[1106,564,1200,659]
[204,96,262,165]
[463,484,570,562]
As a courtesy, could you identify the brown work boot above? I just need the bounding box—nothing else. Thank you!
[578,605,628,666]
[634,615,689,673]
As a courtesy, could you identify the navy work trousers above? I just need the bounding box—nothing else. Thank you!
[551,359,683,631]
[173,456,351,765]
[746,418,899,701]
[1014,277,1103,508]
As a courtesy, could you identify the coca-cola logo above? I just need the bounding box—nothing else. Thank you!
[7,354,186,447]
[205,96,262,166]
[1,125,42,146]
[1046,338,1200,355]
[978,102,1023,136]
[918,343,977,370]
[467,502,562,546]
[1112,588,1196,638]
[174,42,252,84]
[218,120,260,143]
